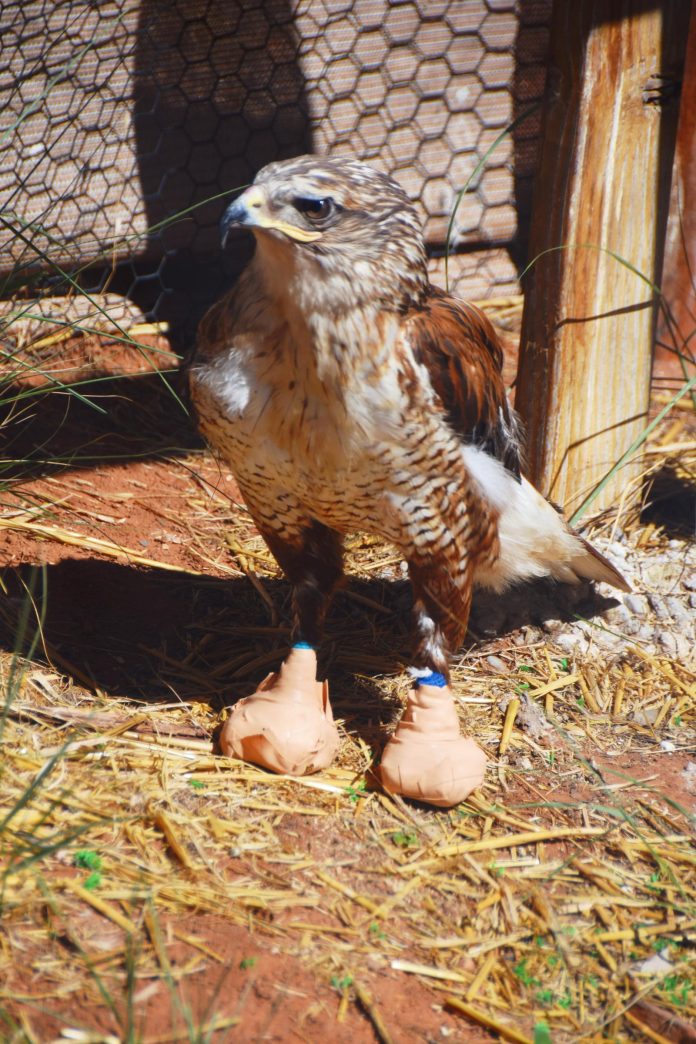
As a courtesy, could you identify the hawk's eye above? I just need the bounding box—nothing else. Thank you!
[294,196,335,221]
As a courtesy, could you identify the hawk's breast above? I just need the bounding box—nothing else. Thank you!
[191,322,459,542]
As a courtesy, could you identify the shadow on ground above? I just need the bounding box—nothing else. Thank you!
[1,370,200,481]
[1,556,618,719]
[641,463,696,537]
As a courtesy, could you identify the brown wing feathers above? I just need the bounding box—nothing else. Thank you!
[406,287,522,477]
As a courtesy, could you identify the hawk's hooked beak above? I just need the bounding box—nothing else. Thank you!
[220,187,322,248]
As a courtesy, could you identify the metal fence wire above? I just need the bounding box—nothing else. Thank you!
[1,0,551,343]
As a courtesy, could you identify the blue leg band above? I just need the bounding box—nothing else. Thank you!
[415,671,447,688]
[292,641,315,651]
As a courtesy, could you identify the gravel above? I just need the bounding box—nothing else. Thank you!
[469,531,695,666]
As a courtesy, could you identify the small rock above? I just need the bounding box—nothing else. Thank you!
[689,593,696,610]
[633,951,674,976]
[658,631,692,660]
[553,633,581,653]
[633,706,659,726]
[624,593,648,617]
[660,740,676,752]
[647,594,671,621]
[665,596,691,625]
[684,573,696,591]
[516,694,553,742]
[486,654,506,672]
[634,623,658,645]
[644,562,674,587]
[604,603,630,625]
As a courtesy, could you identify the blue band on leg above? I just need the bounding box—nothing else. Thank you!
[293,641,315,651]
[415,671,447,688]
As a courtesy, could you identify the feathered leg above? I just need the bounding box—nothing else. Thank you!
[379,554,487,807]
[220,517,343,776]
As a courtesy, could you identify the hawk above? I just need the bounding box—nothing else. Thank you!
[190,155,628,807]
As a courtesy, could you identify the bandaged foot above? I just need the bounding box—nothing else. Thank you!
[220,646,339,775]
[379,683,487,808]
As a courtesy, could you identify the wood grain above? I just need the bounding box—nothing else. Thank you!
[656,6,696,374]
[515,1,688,514]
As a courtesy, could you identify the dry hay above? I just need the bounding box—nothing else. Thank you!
[1,532,694,1041]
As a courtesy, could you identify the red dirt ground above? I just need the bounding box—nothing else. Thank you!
[3,909,494,1042]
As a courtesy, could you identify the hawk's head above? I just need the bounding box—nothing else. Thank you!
[220,155,428,311]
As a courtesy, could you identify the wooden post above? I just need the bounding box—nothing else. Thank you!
[656,6,696,379]
[515,2,688,517]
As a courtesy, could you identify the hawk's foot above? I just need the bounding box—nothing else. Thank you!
[220,646,339,775]
[379,683,486,808]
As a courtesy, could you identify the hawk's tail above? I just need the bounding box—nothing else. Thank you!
[462,446,630,594]
[567,534,631,591]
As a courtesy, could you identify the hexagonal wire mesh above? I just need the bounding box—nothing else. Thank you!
[0,0,551,346]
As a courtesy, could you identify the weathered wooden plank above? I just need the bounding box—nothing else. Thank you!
[515,1,688,516]
[656,6,696,378]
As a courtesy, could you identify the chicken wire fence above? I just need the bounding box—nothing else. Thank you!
[1,0,551,346]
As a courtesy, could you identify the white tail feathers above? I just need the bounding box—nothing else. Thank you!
[567,536,631,592]
[461,447,630,594]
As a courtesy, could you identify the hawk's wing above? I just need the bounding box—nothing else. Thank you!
[405,286,522,478]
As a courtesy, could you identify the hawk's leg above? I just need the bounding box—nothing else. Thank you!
[379,556,487,807]
[267,519,345,650]
[220,518,343,776]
